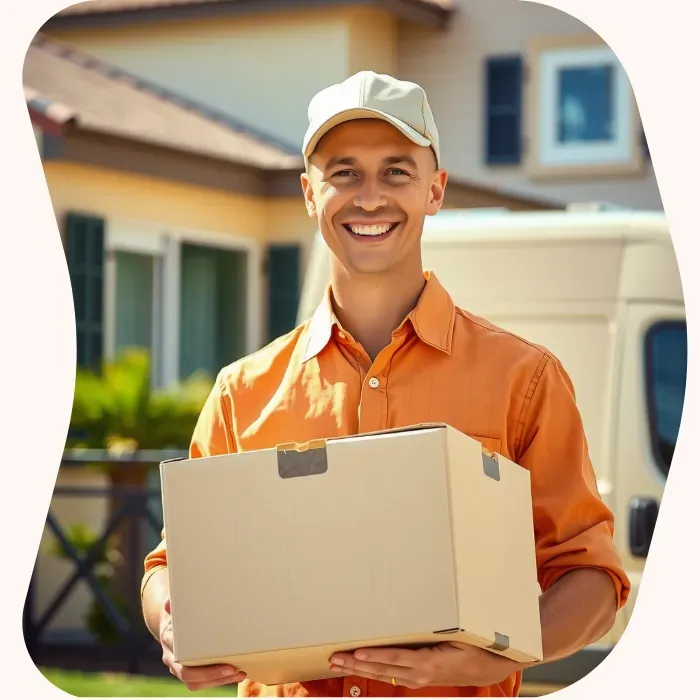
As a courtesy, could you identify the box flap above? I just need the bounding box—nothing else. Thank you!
[276,423,448,454]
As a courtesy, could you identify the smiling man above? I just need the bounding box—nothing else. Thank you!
[141,72,629,697]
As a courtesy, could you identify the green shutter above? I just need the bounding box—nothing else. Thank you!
[65,212,105,370]
[267,244,302,343]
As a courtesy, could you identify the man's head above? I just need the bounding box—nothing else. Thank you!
[300,72,447,276]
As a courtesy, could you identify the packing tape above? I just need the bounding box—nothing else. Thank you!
[276,439,328,479]
[481,452,501,481]
[488,632,510,652]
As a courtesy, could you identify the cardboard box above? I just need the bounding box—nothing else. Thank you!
[160,424,542,686]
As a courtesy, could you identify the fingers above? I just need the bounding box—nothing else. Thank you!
[162,646,245,690]
[183,673,246,692]
[158,598,246,691]
[352,648,420,667]
[330,651,432,690]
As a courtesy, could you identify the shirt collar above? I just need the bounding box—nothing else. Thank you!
[301,271,456,363]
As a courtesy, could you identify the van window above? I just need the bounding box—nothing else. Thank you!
[645,321,687,476]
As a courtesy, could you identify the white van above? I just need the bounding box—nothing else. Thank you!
[296,206,686,694]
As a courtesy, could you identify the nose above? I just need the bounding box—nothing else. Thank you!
[353,179,387,212]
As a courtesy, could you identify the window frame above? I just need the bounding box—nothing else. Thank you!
[104,219,263,387]
[643,319,687,479]
[525,33,645,181]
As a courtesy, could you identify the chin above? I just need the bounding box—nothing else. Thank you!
[344,257,401,276]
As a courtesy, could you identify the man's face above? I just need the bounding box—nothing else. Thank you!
[301,119,447,276]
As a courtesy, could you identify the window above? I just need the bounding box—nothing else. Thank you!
[484,56,523,165]
[108,230,254,387]
[66,216,263,387]
[179,243,248,379]
[527,36,643,178]
[644,321,687,476]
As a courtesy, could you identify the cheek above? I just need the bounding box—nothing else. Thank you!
[318,189,347,225]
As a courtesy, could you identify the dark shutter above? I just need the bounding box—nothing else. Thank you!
[484,56,523,165]
[65,212,105,370]
[266,243,301,343]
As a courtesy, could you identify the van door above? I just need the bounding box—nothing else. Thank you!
[612,302,686,642]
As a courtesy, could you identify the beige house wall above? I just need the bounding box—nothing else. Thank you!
[45,6,396,153]
[397,0,662,210]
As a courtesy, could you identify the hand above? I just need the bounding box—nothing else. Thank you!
[329,642,523,689]
[159,597,246,691]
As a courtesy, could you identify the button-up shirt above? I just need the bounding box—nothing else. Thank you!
[143,272,629,697]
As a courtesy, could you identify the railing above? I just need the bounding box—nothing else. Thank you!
[23,449,186,675]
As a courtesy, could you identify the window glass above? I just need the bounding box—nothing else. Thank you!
[645,321,687,475]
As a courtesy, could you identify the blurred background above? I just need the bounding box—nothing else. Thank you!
[22,0,674,697]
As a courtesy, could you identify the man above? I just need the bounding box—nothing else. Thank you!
[141,72,629,697]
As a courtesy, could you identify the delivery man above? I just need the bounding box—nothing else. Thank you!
[141,72,629,697]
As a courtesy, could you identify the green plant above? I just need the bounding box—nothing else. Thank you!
[60,348,214,627]
[67,348,213,453]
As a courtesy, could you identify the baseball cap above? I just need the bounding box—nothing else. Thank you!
[302,71,441,168]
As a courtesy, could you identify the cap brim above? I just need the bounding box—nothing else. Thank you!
[303,108,432,162]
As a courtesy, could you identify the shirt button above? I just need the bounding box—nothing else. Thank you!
[368,377,380,389]
[350,686,361,697]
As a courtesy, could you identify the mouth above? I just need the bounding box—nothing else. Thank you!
[342,222,400,241]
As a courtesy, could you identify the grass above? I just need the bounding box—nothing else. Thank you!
[39,668,238,697]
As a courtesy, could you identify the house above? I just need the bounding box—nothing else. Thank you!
[30,4,563,387]
[42,0,661,216]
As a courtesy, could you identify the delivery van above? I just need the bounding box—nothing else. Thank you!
[296,205,686,694]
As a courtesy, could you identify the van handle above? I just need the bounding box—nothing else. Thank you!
[629,497,659,558]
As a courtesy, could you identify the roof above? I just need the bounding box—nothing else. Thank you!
[47,0,454,28]
[23,33,302,170]
[56,0,453,16]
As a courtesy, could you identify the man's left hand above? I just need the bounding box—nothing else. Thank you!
[329,642,523,689]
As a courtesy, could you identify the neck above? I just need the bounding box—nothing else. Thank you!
[330,255,426,362]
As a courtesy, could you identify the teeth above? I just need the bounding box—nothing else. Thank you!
[348,224,393,236]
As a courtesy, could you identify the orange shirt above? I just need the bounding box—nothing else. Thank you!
[143,271,630,698]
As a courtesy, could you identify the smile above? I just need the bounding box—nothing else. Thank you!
[342,222,400,237]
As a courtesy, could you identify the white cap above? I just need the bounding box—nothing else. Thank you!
[302,71,441,167]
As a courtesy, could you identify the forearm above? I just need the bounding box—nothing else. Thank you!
[142,567,170,640]
[526,568,618,668]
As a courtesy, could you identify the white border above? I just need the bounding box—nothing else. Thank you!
[3,1,698,699]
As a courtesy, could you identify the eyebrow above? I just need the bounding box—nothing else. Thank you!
[324,155,419,170]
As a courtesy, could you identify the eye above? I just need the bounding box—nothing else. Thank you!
[332,169,356,178]
[387,167,410,177]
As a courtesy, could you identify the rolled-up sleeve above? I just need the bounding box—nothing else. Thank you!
[517,353,630,610]
[141,372,236,597]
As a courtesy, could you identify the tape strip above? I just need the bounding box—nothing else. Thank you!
[277,443,328,479]
[482,452,501,481]
[488,632,510,652]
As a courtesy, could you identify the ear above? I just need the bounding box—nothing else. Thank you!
[426,169,448,216]
[300,170,317,219]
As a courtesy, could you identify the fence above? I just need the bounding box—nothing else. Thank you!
[23,449,186,676]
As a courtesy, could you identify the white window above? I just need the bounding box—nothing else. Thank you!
[104,221,262,388]
[528,39,642,177]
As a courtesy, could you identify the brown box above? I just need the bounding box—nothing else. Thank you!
[160,424,543,686]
